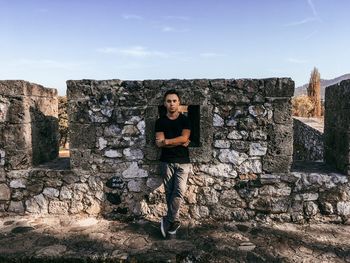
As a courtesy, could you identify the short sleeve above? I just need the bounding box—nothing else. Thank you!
[182,115,191,130]
[155,118,163,132]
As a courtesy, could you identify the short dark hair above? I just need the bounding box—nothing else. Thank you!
[163,89,180,102]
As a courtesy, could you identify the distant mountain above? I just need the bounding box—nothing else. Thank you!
[294,73,350,99]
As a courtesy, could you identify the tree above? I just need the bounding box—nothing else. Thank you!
[58,96,69,148]
[307,67,322,117]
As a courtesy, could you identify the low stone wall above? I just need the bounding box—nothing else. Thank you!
[293,117,324,161]
[324,80,350,175]
[0,167,103,215]
[0,80,59,170]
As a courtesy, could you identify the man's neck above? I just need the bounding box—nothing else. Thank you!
[167,111,180,120]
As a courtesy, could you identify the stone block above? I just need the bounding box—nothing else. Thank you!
[263,155,292,173]
[49,200,69,214]
[70,149,92,170]
[69,123,96,149]
[2,123,32,151]
[267,124,293,156]
[0,81,26,96]
[0,184,11,200]
[264,78,294,97]
[8,200,24,213]
[271,98,292,124]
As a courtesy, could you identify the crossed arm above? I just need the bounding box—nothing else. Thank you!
[155,129,191,148]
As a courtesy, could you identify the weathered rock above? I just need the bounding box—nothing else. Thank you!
[104,149,122,158]
[249,142,267,156]
[198,163,237,178]
[128,180,142,192]
[48,200,69,214]
[9,179,26,189]
[218,149,248,166]
[123,148,144,160]
[43,187,60,199]
[122,162,148,178]
[0,184,11,200]
[213,114,224,127]
[337,201,350,217]
[8,201,24,213]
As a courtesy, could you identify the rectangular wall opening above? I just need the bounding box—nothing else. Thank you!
[158,105,200,147]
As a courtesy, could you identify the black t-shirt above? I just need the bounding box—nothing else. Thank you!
[155,114,191,163]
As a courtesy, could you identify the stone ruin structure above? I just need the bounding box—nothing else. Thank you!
[1,78,350,224]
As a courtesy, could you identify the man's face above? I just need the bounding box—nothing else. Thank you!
[164,94,180,114]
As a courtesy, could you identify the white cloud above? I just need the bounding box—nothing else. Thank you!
[287,58,308,64]
[200,53,225,58]
[97,46,170,58]
[122,14,143,20]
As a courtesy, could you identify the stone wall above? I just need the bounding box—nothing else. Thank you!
[0,80,59,169]
[293,117,323,161]
[1,78,350,224]
[0,80,60,213]
[324,80,350,175]
[67,78,295,220]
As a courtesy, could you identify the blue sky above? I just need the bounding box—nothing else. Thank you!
[1,0,349,95]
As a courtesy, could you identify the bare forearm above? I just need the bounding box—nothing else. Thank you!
[165,136,188,146]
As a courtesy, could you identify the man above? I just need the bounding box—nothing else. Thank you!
[155,89,192,238]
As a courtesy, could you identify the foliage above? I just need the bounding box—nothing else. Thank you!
[58,96,69,148]
[292,95,314,117]
[307,67,322,117]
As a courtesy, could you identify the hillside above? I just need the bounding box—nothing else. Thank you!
[294,73,350,99]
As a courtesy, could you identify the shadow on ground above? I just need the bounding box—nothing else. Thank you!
[0,215,350,263]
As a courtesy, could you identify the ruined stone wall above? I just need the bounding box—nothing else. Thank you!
[67,78,295,220]
[324,80,350,175]
[0,81,59,169]
[0,81,59,213]
[293,117,324,161]
[2,78,350,223]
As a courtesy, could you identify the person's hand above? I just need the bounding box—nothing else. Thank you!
[182,139,190,147]
[156,139,164,147]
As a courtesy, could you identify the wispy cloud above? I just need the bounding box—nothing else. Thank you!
[97,46,170,58]
[307,0,318,17]
[11,59,82,70]
[122,14,143,20]
[285,17,317,26]
[160,25,189,33]
[287,58,308,64]
[285,0,321,26]
[163,15,189,21]
[200,52,225,58]
[304,29,318,40]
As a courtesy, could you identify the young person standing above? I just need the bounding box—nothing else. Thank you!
[155,90,192,238]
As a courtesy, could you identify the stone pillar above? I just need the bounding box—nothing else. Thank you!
[324,80,350,175]
[0,80,58,170]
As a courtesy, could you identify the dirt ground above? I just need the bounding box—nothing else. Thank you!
[0,215,350,263]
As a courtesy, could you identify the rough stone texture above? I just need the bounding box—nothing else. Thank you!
[1,215,350,262]
[293,117,324,161]
[0,80,59,170]
[4,78,350,224]
[324,79,350,175]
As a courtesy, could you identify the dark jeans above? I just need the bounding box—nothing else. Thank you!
[160,162,191,223]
